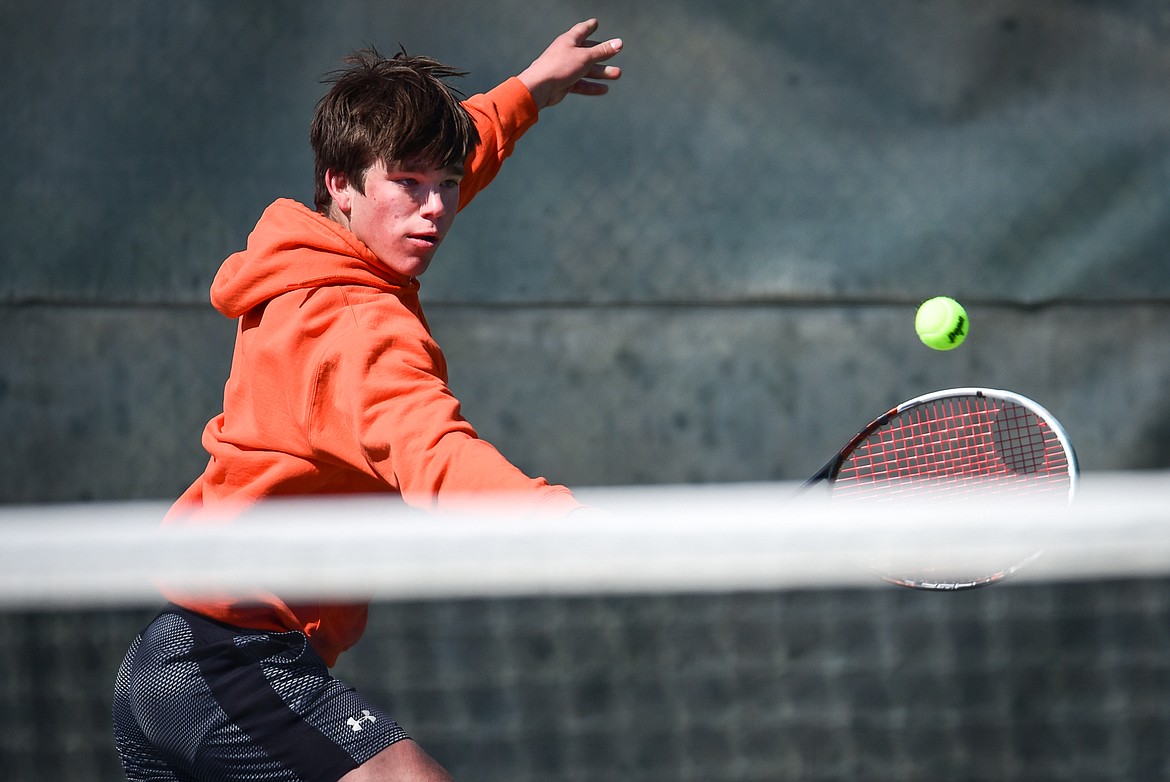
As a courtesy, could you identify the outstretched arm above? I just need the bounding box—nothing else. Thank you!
[517,18,623,111]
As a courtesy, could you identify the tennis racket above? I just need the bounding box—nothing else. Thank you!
[806,387,1078,590]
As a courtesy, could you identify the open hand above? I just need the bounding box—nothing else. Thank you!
[517,19,623,110]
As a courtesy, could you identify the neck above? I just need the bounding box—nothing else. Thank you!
[323,202,349,229]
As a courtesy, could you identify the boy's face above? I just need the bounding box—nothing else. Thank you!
[332,159,463,278]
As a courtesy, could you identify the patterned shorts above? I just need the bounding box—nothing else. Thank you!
[112,605,409,782]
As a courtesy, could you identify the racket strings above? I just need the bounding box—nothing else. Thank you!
[835,397,1071,499]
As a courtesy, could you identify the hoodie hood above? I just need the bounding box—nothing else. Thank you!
[211,199,418,318]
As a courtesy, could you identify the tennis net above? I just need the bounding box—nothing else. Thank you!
[1,471,1167,781]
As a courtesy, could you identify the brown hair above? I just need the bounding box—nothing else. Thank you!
[310,48,479,211]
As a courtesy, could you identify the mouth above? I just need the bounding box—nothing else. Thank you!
[407,233,440,248]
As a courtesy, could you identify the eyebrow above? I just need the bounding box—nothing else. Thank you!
[388,160,465,176]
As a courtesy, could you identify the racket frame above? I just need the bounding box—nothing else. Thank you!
[806,387,1079,590]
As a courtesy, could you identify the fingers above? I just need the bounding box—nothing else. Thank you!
[569,81,609,98]
[518,19,623,109]
[571,18,622,63]
[567,18,601,43]
[568,62,620,97]
[586,63,622,81]
[584,38,623,65]
[557,22,623,96]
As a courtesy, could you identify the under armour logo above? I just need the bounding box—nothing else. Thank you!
[347,710,377,732]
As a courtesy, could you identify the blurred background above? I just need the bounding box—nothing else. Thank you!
[2,1,1169,780]
[3,0,1169,502]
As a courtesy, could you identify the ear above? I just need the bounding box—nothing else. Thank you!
[324,169,354,213]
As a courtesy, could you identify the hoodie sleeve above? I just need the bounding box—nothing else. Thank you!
[307,293,581,516]
[457,77,540,212]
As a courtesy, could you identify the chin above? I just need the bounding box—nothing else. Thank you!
[382,252,434,279]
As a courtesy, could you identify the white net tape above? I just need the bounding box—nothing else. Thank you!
[1,472,1166,607]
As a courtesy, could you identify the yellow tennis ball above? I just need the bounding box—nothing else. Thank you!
[915,296,968,350]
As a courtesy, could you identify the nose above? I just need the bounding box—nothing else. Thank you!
[419,187,447,219]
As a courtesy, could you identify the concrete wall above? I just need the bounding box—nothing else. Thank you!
[3,1,1169,503]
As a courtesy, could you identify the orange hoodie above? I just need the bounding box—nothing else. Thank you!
[165,78,581,665]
